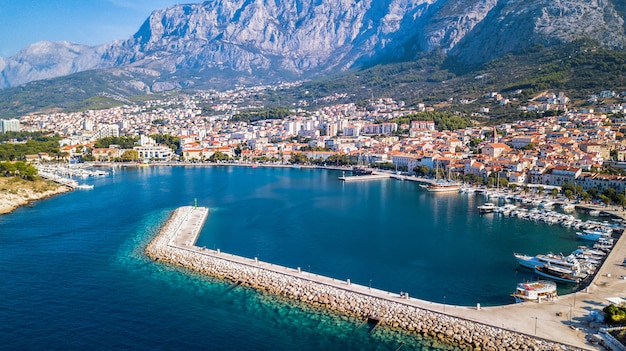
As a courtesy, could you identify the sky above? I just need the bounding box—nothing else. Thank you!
[0,0,186,57]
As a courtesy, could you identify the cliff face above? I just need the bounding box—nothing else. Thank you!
[1,0,625,89]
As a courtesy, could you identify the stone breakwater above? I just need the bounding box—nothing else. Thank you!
[146,207,585,351]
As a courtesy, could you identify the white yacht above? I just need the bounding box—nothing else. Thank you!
[477,202,497,213]
[513,252,580,271]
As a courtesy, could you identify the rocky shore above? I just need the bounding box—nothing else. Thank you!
[0,178,70,214]
[146,207,587,351]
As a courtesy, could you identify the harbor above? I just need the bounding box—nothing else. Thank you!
[35,164,106,189]
[144,205,623,350]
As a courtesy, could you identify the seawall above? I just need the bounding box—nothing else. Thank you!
[145,206,589,351]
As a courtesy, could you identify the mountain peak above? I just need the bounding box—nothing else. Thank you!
[1,0,625,89]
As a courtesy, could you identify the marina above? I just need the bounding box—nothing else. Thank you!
[35,164,105,189]
[147,206,591,350]
[6,165,626,350]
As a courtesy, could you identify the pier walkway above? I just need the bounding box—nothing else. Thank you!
[338,171,438,184]
[161,206,617,350]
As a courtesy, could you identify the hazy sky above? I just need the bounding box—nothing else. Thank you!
[0,0,185,57]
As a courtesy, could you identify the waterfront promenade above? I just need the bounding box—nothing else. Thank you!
[146,206,623,350]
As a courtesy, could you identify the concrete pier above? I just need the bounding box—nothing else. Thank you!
[146,206,601,351]
[338,173,391,181]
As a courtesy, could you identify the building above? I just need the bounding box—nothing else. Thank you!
[482,143,511,158]
[511,136,535,149]
[410,120,435,131]
[1,119,20,133]
[92,124,120,139]
[542,166,582,186]
[579,143,611,160]
[134,135,173,161]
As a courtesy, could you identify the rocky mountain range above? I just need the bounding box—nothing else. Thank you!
[1,0,625,91]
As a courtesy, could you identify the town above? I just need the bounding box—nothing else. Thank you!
[4,85,626,201]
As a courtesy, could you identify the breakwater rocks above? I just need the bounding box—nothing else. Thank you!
[146,207,585,351]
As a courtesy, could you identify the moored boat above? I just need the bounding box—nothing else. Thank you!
[477,202,497,213]
[458,186,475,193]
[562,203,576,213]
[512,280,558,303]
[575,228,612,241]
[534,264,582,284]
[352,166,373,176]
[421,181,462,192]
[421,160,460,192]
[514,252,580,271]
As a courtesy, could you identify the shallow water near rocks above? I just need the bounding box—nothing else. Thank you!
[0,166,583,349]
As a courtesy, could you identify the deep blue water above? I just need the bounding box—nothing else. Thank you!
[0,166,584,350]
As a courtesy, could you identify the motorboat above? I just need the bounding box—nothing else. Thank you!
[514,252,580,271]
[512,281,558,303]
[534,264,583,284]
[477,202,497,213]
[575,228,612,241]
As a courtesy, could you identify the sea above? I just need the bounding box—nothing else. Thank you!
[0,166,587,350]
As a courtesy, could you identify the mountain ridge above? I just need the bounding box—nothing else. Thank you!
[0,0,625,90]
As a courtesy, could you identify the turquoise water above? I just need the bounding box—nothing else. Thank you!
[0,166,583,350]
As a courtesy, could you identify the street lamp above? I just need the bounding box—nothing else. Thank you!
[443,296,446,312]
[369,279,372,291]
[533,317,538,336]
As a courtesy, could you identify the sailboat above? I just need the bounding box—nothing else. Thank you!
[420,160,461,193]
[352,152,373,176]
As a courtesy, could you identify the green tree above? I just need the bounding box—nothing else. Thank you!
[599,194,612,206]
[551,188,559,198]
[94,136,138,149]
[564,189,574,200]
[582,192,591,203]
[150,134,180,151]
[208,151,230,162]
[413,165,432,177]
[537,186,544,196]
[0,161,18,176]
[13,161,38,180]
[120,150,139,162]
[618,194,626,210]
[604,304,626,324]
[290,152,309,164]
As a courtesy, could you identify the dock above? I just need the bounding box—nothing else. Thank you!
[338,173,391,181]
[337,171,441,186]
[146,206,604,350]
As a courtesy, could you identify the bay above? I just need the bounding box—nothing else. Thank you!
[0,166,583,350]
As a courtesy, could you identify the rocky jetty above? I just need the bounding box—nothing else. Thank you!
[146,207,586,351]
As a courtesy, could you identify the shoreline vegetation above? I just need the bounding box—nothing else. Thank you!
[0,177,70,214]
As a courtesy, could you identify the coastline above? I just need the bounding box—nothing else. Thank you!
[0,178,71,215]
[16,162,626,349]
[146,206,594,351]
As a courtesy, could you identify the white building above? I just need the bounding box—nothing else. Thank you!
[1,118,20,133]
[92,124,120,139]
[134,135,173,161]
